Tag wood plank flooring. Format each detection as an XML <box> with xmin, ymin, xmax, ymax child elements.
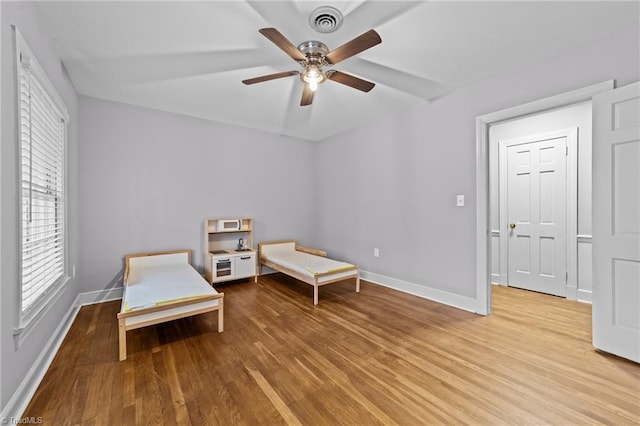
<box><xmin>24</xmin><ymin>274</ymin><xmax>639</xmax><ymax>425</ymax></box>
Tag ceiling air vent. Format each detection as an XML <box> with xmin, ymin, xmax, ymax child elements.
<box><xmin>309</xmin><ymin>6</ymin><xmax>343</xmax><ymax>33</ymax></box>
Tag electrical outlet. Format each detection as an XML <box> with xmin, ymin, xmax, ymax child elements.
<box><xmin>373</xmin><ymin>248</ymin><xmax>380</xmax><ymax>257</ymax></box>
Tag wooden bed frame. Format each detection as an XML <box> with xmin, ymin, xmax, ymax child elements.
<box><xmin>117</xmin><ymin>249</ymin><xmax>223</xmax><ymax>361</ymax></box>
<box><xmin>258</xmin><ymin>240</ymin><xmax>360</xmax><ymax>305</ymax></box>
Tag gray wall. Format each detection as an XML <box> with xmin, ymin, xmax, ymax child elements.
<box><xmin>77</xmin><ymin>97</ymin><xmax>316</xmax><ymax>294</ymax></box>
<box><xmin>1</xmin><ymin>2</ymin><xmax>80</xmax><ymax>409</ymax></box>
<box><xmin>315</xmin><ymin>25</ymin><xmax>640</xmax><ymax>299</ymax></box>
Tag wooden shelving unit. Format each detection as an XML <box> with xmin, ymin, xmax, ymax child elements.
<box><xmin>203</xmin><ymin>218</ymin><xmax>257</xmax><ymax>285</ymax></box>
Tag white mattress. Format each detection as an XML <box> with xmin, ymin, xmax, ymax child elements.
<box><xmin>262</xmin><ymin>243</ymin><xmax>357</xmax><ymax>283</ymax></box>
<box><xmin>123</xmin><ymin>262</ymin><xmax>218</xmax><ymax>312</ymax></box>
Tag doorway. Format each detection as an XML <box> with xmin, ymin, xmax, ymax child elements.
<box><xmin>490</xmin><ymin>103</ymin><xmax>589</xmax><ymax>300</ymax></box>
<box><xmin>474</xmin><ymin>80</ymin><xmax>614</xmax><ymax>315</ymax></box>
<box><xmin>490</xmin><ymin>104</ymin><xmax>588</xmax><ymax>302</ymax></box>
<box><xmin>476</xmin><ymin>80</ymin><xmax>640</xmax><ymax>362</ymax></box>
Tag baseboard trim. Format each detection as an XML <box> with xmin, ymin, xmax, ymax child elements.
<box><xmin>360</xmin><ymin>270</ymin><xmax>479</xmax><ymax>313</ymax></box>
<box><xmin>577</xmin><ymin>289</ymin><xmax>592</xmax><ymax>304</ymax></box>
<box><xmin>1</xmin><ymin>294</ymin><xmax>82</xmax><ymax>422</ymax></box>
<box><xmin>79</xmin><ymin>287</ymin><xmax>123</xmax><ymax>305</ymax></box>
<box><xmin>1</xmin><ymin>287</ymin><xmax>125</xmax><ymax>421</ymax></box>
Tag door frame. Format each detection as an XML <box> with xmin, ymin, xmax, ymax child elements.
<box><xmin>474</xmin><ymin>80</ymin><xmax>613</xmax><ymax>315</ymax></box>
<box><xmin>498</xmin><ymin>128</ymin><xmax>577</xmax><ymax>297</ymax></box>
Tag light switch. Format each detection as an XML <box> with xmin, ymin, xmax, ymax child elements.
<box><xmin>456</xmin><ymin>195</ymin><xmax>465</xmax><ymax>207</ymax></box>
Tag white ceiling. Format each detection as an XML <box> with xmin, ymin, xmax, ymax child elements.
<box><xmin>34</xmin><ymin>1</ymin><xmax>639</xmax><ymax>141</ymax></box>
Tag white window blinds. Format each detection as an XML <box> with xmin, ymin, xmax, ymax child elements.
<box><xmin>18</xmin><ymin>50</ymin><xmax>67</xmax><ymax>314</ymax></box>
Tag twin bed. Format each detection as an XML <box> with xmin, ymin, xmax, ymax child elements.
<box><xmin>117</xmin><ymin>250</ymin><xmax>223</xmax><ymax>361</ymax></box>
<box><xmin>117</xmin><ymin>242</ymin><xmax>357</xmax><ymax>360</ymax></box>
<box><xmin>258</xmin><ymin>240</ymin><xmax>360</xmax><ymax>305</ymax></box>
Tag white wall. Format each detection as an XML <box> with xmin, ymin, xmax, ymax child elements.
<box><xmin>77</xmin><ymin>97</ymin><xmax>316</xmax><ymax>294</ymax></box>
<box><xmin>315</xmin><ymin>25</ymin><xmax>640</xmax><ymax>301</ymax></box>
<box><xmin>1</xmin><ymin>1</ymin><xmax>80</xmax><ymax>412</ymax></box>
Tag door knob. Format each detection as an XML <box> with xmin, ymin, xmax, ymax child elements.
<box><xmin>509</xmin><ymin>223</ymin><xmax>516</xmax><ymax>229</ymax></box>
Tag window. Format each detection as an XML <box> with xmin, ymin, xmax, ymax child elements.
<box><xmin>15</xmin><ymin>28</ymin><xmax>69</xmax><ymax>327</ymax></box>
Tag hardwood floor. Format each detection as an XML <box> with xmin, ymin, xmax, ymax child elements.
<box><xmin>24</xmin><ymin>274</ymin><xmax>639</xmax><ymax>425</ymax></box>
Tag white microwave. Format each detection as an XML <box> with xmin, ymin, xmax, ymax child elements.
<box><xmin>218</xmin><ymin>219</ymin><xmax>241</xmax><ymax>231</ymax></box>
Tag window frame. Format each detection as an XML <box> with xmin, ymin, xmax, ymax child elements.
<box><xmin>13</xmin><ymin>27</ymin><xmax>71</xmax><ymax>343</ymax></box>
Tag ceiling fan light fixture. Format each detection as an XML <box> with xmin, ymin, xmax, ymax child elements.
<box><xmin>301</xmin><ymin>64</ymin><xmax>325</xmax><ymax>92</ymax></box>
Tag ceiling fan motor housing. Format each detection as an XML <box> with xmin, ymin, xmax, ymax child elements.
<box><xmin>297</xmin><ymin>40</ymin><xmax>329</xmax><ymax>62</ymax></box>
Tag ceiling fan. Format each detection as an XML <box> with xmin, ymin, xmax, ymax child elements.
<box><xmin>242</xmin><ymin>28</ymin><xmax>382</xmax><ymax>106</ymax></box>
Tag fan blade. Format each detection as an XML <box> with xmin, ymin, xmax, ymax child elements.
<box><xmin>282</xmin><ymin>76</ymin><xmax>312</xmax><ymax>130</ymax></box>
<box><xmin>300</xmin><ymin>85</ymin><xmax>314</xmax><ymax>106</ymax></box>
<box><xmin>259</xmin><ymin>28</ymin><xmax>307</xmax><ymax>63</ymax></box>
<box><xmin>327</xmin><ymin>71</ymin><xmax>375</xmax><ymax>92</ymax></box>
<box><xmin>242</xmin><ymin>71</ymin><xmax>299</xmax><ymax>85</ymax></box>
<box><xmin>325</xmin><ymin>30</ymin><xmax>382</xmax><ymax>65</ymax></box>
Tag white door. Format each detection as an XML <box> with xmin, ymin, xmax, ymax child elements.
<box><xmin>592</xmin><ymin>82</ymin><xmax>640</xmax><ymax>362</ymax></box>
<box><xmin>507</xmin><ymin>137</ymin><xmax>567</xmax><ymax>296</ymax></box>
